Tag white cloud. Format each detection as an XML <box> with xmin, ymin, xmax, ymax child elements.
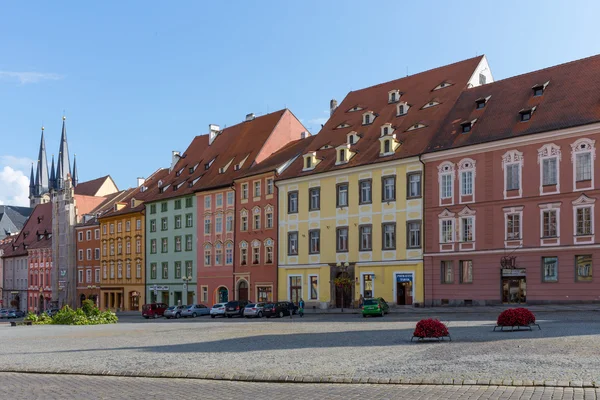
<box><xmin>0</xmin><ymin>71</ymin><xmax>63</xmax><ymax>84</ymax></box>
<box><xmin>0</xmin><ymin>156</ymin><xmax>33</xmax><ymax>207</ymax></box>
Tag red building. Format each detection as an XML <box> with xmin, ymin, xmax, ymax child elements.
<box><xmin>75</xmin><ymin>221</ymin><xmax>102</xmax><ymax>307</ymax></box>
<box><xmin>25</xmin><ymin>204</ymin><xmax>53</xmax><ymax>312</ymax></box>
<box><xmin>422</xmin><ymin>54</ymin><xmax>600</xmax><ymax>305</ymax></box>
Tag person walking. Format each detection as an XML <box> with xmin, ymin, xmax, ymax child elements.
<box><xmin>358</xmin><ymin>294</ymin><xmax>364</xmax><ymax>309</ymax></box>
<box><xmin>299</xmin><ymin>298</ymin><xmax>305</xmax><ymax>317</ymax></box>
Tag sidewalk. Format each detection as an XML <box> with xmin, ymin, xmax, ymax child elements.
<box><xmin>302</xmin><ymin>303</ymin><xmax>600</xmax><ymax>314</ymax></box>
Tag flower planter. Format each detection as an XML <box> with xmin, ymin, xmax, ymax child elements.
<box><xmin>411</xmin><ymin>318</ymin><xmax>451</xmax><ymax>342</ymax></box>
<box><xmin>493</xmin><ymin>307</ymin><xmax>541</xmax><ymax>331</ymax></box>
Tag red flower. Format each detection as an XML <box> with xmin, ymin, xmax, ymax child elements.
<box><xmin>497</xmin><ymin>308</ymin><xmax>536</xmax><ymax>326</ymax></box>
<box><xmin>413</xmin><ymin>319</ymin><xmax>449</xmax><ymax>338</ymax></box>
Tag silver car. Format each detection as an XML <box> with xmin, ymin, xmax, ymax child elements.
<box><xmin>0</xmin><ymin>309</ymin><xmax>8</xmax><ymax>319</ymax></box>
<box><xmin>181</xmin><ymin>304</ymin><xmax>210</xmax><ymax>318</ymax></box>
<box><xmin>210</xmin><ymin>303</ymin><xmax>226</xmax><ymax>318</ymax></box>
<box><xmin>244</xmin><ymin>302</ymin><xmax>267</xmax><ymax>318</ymax></box>
<box><xmin>164</xmin><ymin>305</ymin><xmax>187</xmax><ymax>319</ymax></box>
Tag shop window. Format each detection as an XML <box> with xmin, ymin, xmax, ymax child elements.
<box><xmin>459</xmin><ymin>260</ymin><xmax>473</xmax><ymax>283</ymax></box>
<box><xmin>441</xmin><ymin>261</ymin><xmax>453</xmax><ymax>283</ymax></box>
<box><xmin>542</xmin><ymin>257</ymin><xmax>558</xmax><ymax>282</ymax></box>
<box><xmin>575</xmin><ymin>255</ymin><xmax>592</xmax><ymax>282</ymax></box>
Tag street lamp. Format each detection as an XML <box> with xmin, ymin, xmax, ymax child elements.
<box><xmin>182</xmin><ymin>276</ymin><xmax>193</xmax><ymax>305</ymax></box>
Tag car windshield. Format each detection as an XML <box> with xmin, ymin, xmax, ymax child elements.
<box><xmin>212</xmin><ymin>304</ymin><xmax>223</xmax><ymax>308</ymax></box>
<box><xmin>364</xmin><ymin>299</ymin><xmax>378</xmax><ymax>305</ymax></box>
<box><xmin>167</xmin><ymin>307</ymin><xmax>176</xmax><ymax>310</ymax></box>
<box><xmin>245</xmin><ymin>304</ymin><xmax>255</xmax><ymax>308</ymax></box>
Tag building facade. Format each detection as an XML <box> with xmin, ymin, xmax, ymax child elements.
<box><xmin>422</xmin><ymin>54</ymin><xmax>600</xmax><ymax>305</ymax></box>
<box><xmin>75</xmin><ymin>222</ymin><xmax>101</xmax><ymax>308</ymax></box>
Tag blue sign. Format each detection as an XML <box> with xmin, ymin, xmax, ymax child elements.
<box><xmin>396</xmin><ymin>274</ymin><xmax>413</xmax><ymax>283</ymax></box>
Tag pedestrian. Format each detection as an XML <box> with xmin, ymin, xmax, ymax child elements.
<box><xmin>359</xmin><ymin>294</ymin><xmax>364</xmax><ymax>308</ymax></box>
<box><xmin>299</xmin><ymin>298</ymin><xmax>305</xmax><ymax>317</ymax></box>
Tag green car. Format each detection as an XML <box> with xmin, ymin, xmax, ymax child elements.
<box><xmin>362</xmin><ymin>298</ymin><xmax>390</xmax><ymax>317</ymax></box>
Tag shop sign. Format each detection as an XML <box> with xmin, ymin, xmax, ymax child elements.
<box><xmin>501</xmin><ymin>268</ymin><xmax>526</xmax><ymax>277</ymax></box>
<box><xmin>152</xmin><ymin>285</ymin><xmax>169</xmax><ymax>291</ymax></box>
<box><xmin>396</xmin><ymin>273</ymin><xmax>413</xmax><ymax>283</ymax></box>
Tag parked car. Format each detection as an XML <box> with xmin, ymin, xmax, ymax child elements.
<box><xmin>244</xmin><ymin>302</ymin><xmax>267</xmax><ymax>318</ymax></box>
<box><xmin>164</xmin><ymin>305</ymin><xmax>187</xmax><ymax>319</ymax></box>
<box><xmin>210</xmin><ymin>303</ymin><xmax>227</xmax><ymax>318</ymax></box>
<box><xmin>7</xmin><ymin>310</ymin><xmax>25</xmax><ymax>319</ymax></box>
<box><xmin>224</xmin><ymin>300</ymin><xmax>249</xmax><ymax>318</ymax></box>
<box><xmin>141</xmin><ymin>303</ymin><xmax>168</xmax><ymax>319</ymax></box>
<box><xmin>0</xmin><ymin>309</ymin><xmax>9</xmax><ymax>319</ymax></box>
<box><xmin>362</xmin><ymin>298</ymin><xmax>390</xmax><ymax>317</ymax></box>
<box><xmin>181</xmin><ymin>304</ymin><xmax>210</xmax><ymax>318</ymax></box>
<box><xmin>263</xmin><ymin>302</ymin><xmax>293</xmax><ymax>318</ymax></box>
<box><xmin>282</xmin><ymin>301</ymin><xmax>298</xmax><ymax>315</ymax></box>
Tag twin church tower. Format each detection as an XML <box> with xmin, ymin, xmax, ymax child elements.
<box><xmin>28</xmin><ymin>116</ymin><xmax>78</xmax><ymax>208</ymax></box>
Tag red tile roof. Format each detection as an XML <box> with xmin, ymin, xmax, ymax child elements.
<box><xmin>2</xmin><ymin>202</ymin><xmax>53</xmax><ymax>257</ymax></box>
<box><xmin>75</xmin><ymin>175</ymin><xmax>118</xmax><ymax>196</ymax></box>
<box><xmin>277</xmin><ymin>56</ymin><xmax>485</xmax><ymax>180</ymax></box>
<box><xmin>427</xmin><ymin>54</ymin><xmax>600</xmax><ymax>153</ymax></box>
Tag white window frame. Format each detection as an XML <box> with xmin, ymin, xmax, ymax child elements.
<box><xmin>571</xmin><ymin>138</ymin><xmax>596</xmax><ymax>191</ymax></box>
<box><xmin>307</xmin><ymin>274</ymin><xmax>319</xmax><ymax>301</ymax></box>
<box><xmin>502</xmin><ymin>150</ymin><xmax>524</xmax><ymax>199</ymax></box>
<box><xmin>359</xmin><ymin>272</ymin><xmax>375</xmax><ymax>298</ymax></box>
<box><xmin>539</xmin><ymin>202</ymin><xmax>561</xmax><ymax>246</ymax></box>
<box><xmin>503</xmin><ymin>206</ymin><xmax>524</xmax><ymax>248</ymax></box>
<box><xmin>438</xmin><ymin>209</ymin><xmax>456</xmax><ymax>251</ymax></box>
<box><xmin>287</xmin><ymin>274</ymin><xmax>303</xmax><ymax>302</ymax></box>
<box><xmin>538</xmin><ymin>143</ymin><xmax>561</xmax><ymax>195</ymax></box>
<box><xmin>458</xmin><ymin>158</ymin><xmax>476</xmax><ymax>202</ymax></box>
<box><xmin>572</xmin><ymin>194</ymin><xmax>595</xmax><ymax>244</ymax></box>
<box><xmin>438</xmin><ymin>162</ymin><xmax>455</xmax><ymax>205</ymax></box>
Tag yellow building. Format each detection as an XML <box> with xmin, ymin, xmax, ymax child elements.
<box><xmin>274</xmin><ymin>55</ymin><xmax>491</xmax><ymax>308</ymax></box>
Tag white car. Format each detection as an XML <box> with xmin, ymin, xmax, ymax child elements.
<box><xmin>210</xmin><ymin>303</ymin><xmax>226</xmax><ymax>318</ymax></box>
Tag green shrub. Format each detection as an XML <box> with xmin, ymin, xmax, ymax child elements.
<box><xmin>25</xmin><ymin>303</ymin><xmax>118</xmax><ymax>326</ymax></box>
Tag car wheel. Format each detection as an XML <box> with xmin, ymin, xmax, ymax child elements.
<box><xmin>211</xmin><ymin>315</ymin><xmax>215</xmax><ymax>319</ymax></box>
<box><xmin>192</xmin><ymin>312</ymin><xmax>197</xmax><ymax>318</ymax></box>
<box><xmin>258</xmin><ymin>311</ymin><xmax>263</xmax><ymax>318</ymax></box>
<box><xmin>278</xmin><ymin>311</ymin><xmax>284</xmax><ymax>318</ymax></box>
<box><xmin>143</xmin><ymin>316</ymin><xmax>149</xmax><ymax>319</ymax></box>
<box><xmin>362</xmin><ymin>314</ymin><xmax>366</xmax><ymax>318</ymax></box>
<box><xmin>176</xmin><ymin>313</ymin><xmax>181</xmax><ymax>319</ymax></box>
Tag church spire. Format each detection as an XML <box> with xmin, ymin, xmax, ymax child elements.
<box><xmin>72</xmin><ymin>154</ymin><xmax>78</xmax><ymax>187</ymax></box>
<box><xmin>56</xmin><ymin>116</ymin><xmax>71</xmax><ymax>190</ymax></box>
<box><xmin>29</xmin><ymin>163</ymin><xmax>35</xmax><ymax>198</ymax></box>
<box><xmin>49</xmin><ymin>154</ymin><xmax>56</xmax><ymax>191</ymax></box>
<box><xmin>35</xmin><ymin>126</ymin><xmax>49</xmax><ymax>196</ymax></box>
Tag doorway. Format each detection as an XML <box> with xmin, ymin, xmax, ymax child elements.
<box><xmin>80</xmin><ymin>294</ymin><xmax>86</xmax><ymax>307</ymax></box>
<box><xmin>39</xmin><ymin>294</ymin><xmax>44</xmax><ymax>312</ymax></box>
<box><xmin>502</xmin><ymin>278</ymin><xmax>526</xmax><ymax>303</ymax></box>
<box><xmin>396</xmin><ymin>283</ymin><xmax>406</xmax><ymax>305</ymax></box>
<box><xmin>238</xmin><ymin>280</ymin><xmax>248</xmax><ymax>301</ymax></box>
<box><xmin>218</xmin><ymin>287</ymin><xmax>228</xmax><ymax>303</ymax></box>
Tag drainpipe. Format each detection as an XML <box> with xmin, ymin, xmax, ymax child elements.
<box><xmin>418</xmin><ymin>154</ymin><xmax>428</xmax><ymax>308</ymax></box>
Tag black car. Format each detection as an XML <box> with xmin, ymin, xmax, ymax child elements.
<box><xmin>224</xmin><ymin>300</ymin><xmax>249</xmax><ymax>318</ymax></box>
<box><xmin>263</xmin><ymin>302</ymin><xmax>296</xmax><ymax>318</ymax></box>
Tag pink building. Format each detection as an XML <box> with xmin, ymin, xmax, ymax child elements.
<box><xmin>423</xmin><ymin>54</ymin><xmax>600</xmax><ymax>305</ymax></box>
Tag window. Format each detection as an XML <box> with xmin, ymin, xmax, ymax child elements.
<box><xmin>460</xmin><ymin>261</ymin><xmax>473</xmax><ymax>283</ymax></box>
<box><xmin>533</xmin><ymin>85</ymin><xmax>544</xmax><ymax>96</ymax></box>
<box><xmin>288</xmin><ymin>232</ymin><xmax>298</xmax><ymax>255</ymax></box>
<box><xmin>162</xmin><ymin>262</ymin><xmax>168</xmax><ymax>279</ymax></box>
<box><xmin>94</xmin><ymin>229</ymin><xmax>100</xmax><ymax>239</ymax></box>
<box><xmin>78</xmin><ymin>270</ymin><xmax>83</xmax><ymax>283</ymax></box>
<box><xmin>78</xmin><ymin>249</ymin><xmax>83</xmax><ymax>261</ymax></box>
<box><xmin>225</xmin><ymin>243</ymin><xmax>233</xmax><ymax>264</ymax></box>
<box><xmin>407</xmin><ymin>221</ymin><xmax>421</xmax><ymax>248</ymax></box>
<box><xmin>161</xmin><ymin>202</ymin><xmax>167</xmax><ymax>212</ymax></box>
<box><xmin>215</xmin><ymin>243</ymin><xmax>223</xmax><ymax>265</ymax></box>
<box><xmin>125</xmin><ymin>262</ymin><xmax>131</xmax><ymax>279</ymax></box>
<box><xmin>150</xmin><ymin>219</ymin><xmax>156</xmax><ymax>232</ymax></box>
<box><xmin>103</xmin><ymin>265</ymin><xmax>108</xmax><ymax>280</ymax></box>
<box><xmin>359</xmin><ymin>225</ymin><xmax>372</xmax><ymax>251</ymax></box>
<box><xmin>185</xmin><ymin>234</ymin><xmax>193</xmax><ymax>251</ymax></box>
<box><xmin>506</xmin><ymin>164</ymin><xmax>520</xmax><ymax>190</ymax></box>
<box><xmin>461</xmin><ymin>171</ymin><xmax>473</xmax><ymax>195</ymax></box>
<box><xmin>95</xmin><ymin>248</ymin><xmax>100</xmax><ymax>260</ymax></box>
<box><xmin>288</xmin><ymin>191</ymin><xmax>298</xmax><ymax>213</ymax></box>
<box><xmin>575</xmin><ymin>255</ymin><xmax>592</xmax><ymax>282</ymax></box>
<box><xmin>110</xmin><ymin>263</ymin><xmax>115</xmax><ymax>279</ymax></box>
<box><xmin>240</xmin><ymin>246</ymin><xmax>248</xmax><ymax>265</ymax></box>
<box><xmin>336</xmin><ymin>183</ymin><xmax>348</xmax><ymax>207</ymax></box>
<box><xmin>173</xmin><ymin>199</ymin><xmax>181</xmax><ymax>210</ymax></box>
<box><xmin>252</xmin><ymin>246</ymin><xmax>260</xmax><ymax>264</ymax></box>
<box><xmin>126</xmin><ymin>241</ymin><xmax>131</xmax><ymax>255</ymax></box>
<box><xmin>204</xmin><ymin>217</ymin><xmax>211</xmax><ymax>235</ymax></box>
<box><xmin>175</xmin><ymin>236</ymin><xmax>182</xmax><ymax>252</ymax></box>
<box><xmin>576</xmin><ymin>207</ymin><xmax>592</xmax><ymax>235</ymax></box>
<box><xmin>441</xmin><ymin>174</ymin><xmax>452</xmax><ymax>198</ymax></box>
<box><xmin>202</xmin><ymin>286</ymin><xmax>208</xmax><ymax>302</ymax></box>
<box><xmin>86</xmin><ymin>249</ymin><xmax>92</xmax><ymax>260</ymax></box>
<box><xmin>441</xmin><ymin>220</ymin><xmax>454</xmax><ymax>243</ymax></box>
<box><xmin>441</xmin><ymin>261</ymin><xmax>453</xmax><ymax>283</ymax></box>
<box><xmin>359</xmin><ymin>180</ymin><xmax>372</xmax><ymax>204</ymax></box>
<box><xmin>382</xmin><ymin>223</ymin><xmax>396</xmax><ymax>250</ymax></box>
<box><xmin>161</xmin><ymin>238</ymin><xmax>168</xmax><ymax>253</ymax></box>
<box><xmin>265</xmin><ymin>245</ymin><xmax>273</xmax><ymax>264</ymax></box>
<box><xmin>461</xmin><ymin>217</ymin><xmax>474</xmax><ymax>242</ymax></box>
<box><xmin>136</xmin><ymin>262</ymin><xmax>141</xmax><ymax>279</ymax></box>
<box><xmin>185</xmin><ymin>197</ymin><xmax>193</xmax><ymax>208</ymax></box>
<box><xmin>543</xmin><ymin>210</ymin><xmax>557</xmax><ymax>237</ymax></box>
<box><xmin>186</xmin><ymin>214</ymin><xmax>193</xmax><ymax>228</ymax></box>
<box><xmin>309</xmin><ymin>187</ymin><xmax>320</xmax><ymax>210</ymax></box>
<box><xmin>542</xmin><ymin>158</ymin><xmax>557</xmax><ymax>185</ymax></box>
<box><xmin>241</xmin><ymin>214</ymin><xmax>248</xmax><ymax>231</ymax></box>
<box><xmin>150</xmin><ymin>263</ymin><xmax>157</xmax><ymax>279</ymax></box>
<box><xmin>476</xmin><ymin>99</ymin><xmax>486</xmax><ymax>109</ymax></box>
<box><xmin>266</xmin><ymin>210</ymin><xmax>273</xmax><ymax>229</ymax></box>
<box><xmin>407</xmin><ymin>172</ymin><xmax>421</xmax><ymax>198</ymax></box>
<box><xmin>174</xmin><ymin>262</ymin><xmax>181</xmax><ymax>279</ymax></box>
<box><xmin>110</xmin><ymin>224</ymin><xmax>115</xmax><ymax>234</ymax></box>
<box><xmin>227</xmin><ymin>191</ymin><xmax>234</xmax><ymax>206</ymax></box>
<box><xmin>95</xmin><ymin>269</ymin><xmax>100</xmax><ymax>283</ymax></box>
<box><xmin>576</xmin><ymin>152</ymin><xmax>592</xmax><ymax>182</ymax></box>
<box><xmin>150</xmin><ymin>204</ymin><xmax>156</xmax><ymax>214</ymax></box>
<box><xmin>309</xmin><ymin>230</ymin><xmax>320</xmax><ymax>254</ymax></box>
<box><xmin>136</xmin><ymin>240</ymin><xmax>141</xmax><ymax>254</ymax></box>
<box><xmin>542</xmin><ymin>257</ymin><xmax>558</xmax><ymax>282</ymax></box>
<box><xmin>382</xmin><ymin>176</ymin><xmax>396</xmax><ymax>202</ymax></box>
<box><xmin>383</xmin><ymin>139</ymin><xmax>391</xmax><ymax>154</ymax></box>
<box><xmin>204</xmin><ymin>245</ymin><xmax>212</xmax><ymax>266</ymax></box>
<box><xmin>339</xmin><ymin>149</ymin><xmax>346</xmax><ymax>162</ymax></box>
<box><xmin>266</xmin><ymin>178</ymin><xmax>274</xmax><ymax>195</ymax></box>
<box><xmin>254</xmin><ymin>181</ymin><xmax>261</xmax><ymax>197</ymax></box>
<box><xmin>102</xmin><ymin>225</ymin><xmax>107</xmax><ymax>235</ymax></box>
<box><xmin>204</xmin><ymin>196</ymin><xmax>211</xmax><ymax>209</ymax></box>
<box><xmin>289</xmin><ymin>276</ymin><xmax>302</xmax><ymax>304</ymax></box>
<box><xmin>363</xmin><ymin>114</ymin><xmax>370</xmax><ymax>125</ymax></box>
<box><xmin>216</xmin><ymin>194</ymin><xmax>223</xmax><ymax>207</ymax></box>
<box><xmin>150</xmin><ymin>239</ymin><xmax>157</xmax><ymax>254</ymax></box>
<box><xmin>241</xmin><ymin>183</ymin><xmax>249</xmax><ymax>200</ymax></box>
<box><xmin>125</xmin><ymin>221</ymin><xmax>131</xmax><ymax>232</ymax></box>
<box><xmin>86</xmin><ymin>269</ymin><xmax>92</xmax><ymax>283</ymax></box>
<box><xmin>337</xmin><ymin>227</ymin><xmax>348</xmax><ymax>252</ymax></box>
<box><xmin>103</xmin><ymin>244</ymin><xmax>107</xmax><ymax>257</ymax></box>
<box><xmin>161</xmin><ymin>217</ymin><xmax>168</xmax><ymax>231</ymax></box>
<box><xmin>461</xmin><ymin>123</ymin><xmax>471</xmax><ymax>133</ymax></box>
<box><xmin>506</xmin><ymin>214</ymin><xmax>521</xmax><ymax>240</ymax></box>
<box><xmin>520</xmin><ymin>110</ymin><xmax>531</xmax><ymax>122</ymax></box>
<box><xmin>253</xmin><ymin>214</ymin><xmax>260</xmax><ymax>230</ymax></box>
<box><xmin>86</xmin><ymin>230</ymin><xmax>91</xmax><ymax>240</ymax></box>
<box><xmin>226</xmin><ymin>214</ymin><xmax>233</xmax><ymax>232</ymax></box>
<box><xmin>310</xmin><ymin>276</ymin><xmax>318</xmax><ymax>300</ymax></box>
<box><xmin>78</xmin><ymin>232</ymin><xmax>83</xmax><ymax>242</ymax></box>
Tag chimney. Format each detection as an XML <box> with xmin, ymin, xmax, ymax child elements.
<box><xmin>330</xmin><ymin>99</ymin><xmax>338</xmax><ymax>116</ymax></box>
<box><xmin>209</xmin><ymin>124</ymin><xmax>220</xmax><ymax>145</ymax></box>
<box><xmin>170</xmin><ymin>151</ymin><xmax>181</xmax><ymax>172</ymax></box>
<box><xmin>301</xmin><ymin>131</ymin><xmax>308</xmax><ymax>139</ymax></box>
<box><xmin>137</xmin><ymin>177</ymin><xmax>145</xmax><ymax>187</ymax></box>
<box><xmin>245</xmin><ymin>113</ymin><xmax>255</xmax><ymax>121</ymax></box>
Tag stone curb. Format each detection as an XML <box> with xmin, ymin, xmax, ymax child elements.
<box><xmin>0</xmin><ymin>368</ymin><xmax>597</xmax><ymax>388</ymax></box>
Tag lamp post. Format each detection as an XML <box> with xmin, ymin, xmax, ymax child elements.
<box><xmin>182</xmin><ymin>276</ymin><xmax>193</xmax><ymax>305</ymax></box>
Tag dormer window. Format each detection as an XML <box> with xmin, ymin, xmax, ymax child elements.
<box><xmin>336</xmin><ymin>122</ymin><xmax>351</xmax><ymax>129</ymax></box>
<box><xmin>347</xmin><ymin>105</ymin><xmax>364</xmax><ymax>113</ymax></box>
<box><xmin>380</xmin><ymin>123</ymin><xmax>393</xmax><ymax>137</ymax></box>
<box><xmin>519</xmin><ymin>107</ymin><xmax>536</xmax><ymax>122</ymax></box>
<box><xmin>475</xmin><ymin>99</ymin><xmax>487</xmax><ymax>109</ymax></box>
<box><xmin>189</xmin><ymin>163</ymin><xmax>199</xmax><ymax>174</ymax></box>
<box><xmin>303</xmin><ymin>152</ymin><xmax>320</xmax><ymax>171</ymax></box>
<box><xmin>349</xmin><ymin>135</ymin><xmax>354</xmax><ymax>145</ymax></box>
<box><xmin>379</xmin><ymin>135</ymin><xmax>400</xmax><ymax>156</ymax></box>
<box><xmin>335</xmin><ymin>145</ymin><xmax>354</xmax><ymax>165</ymax></box>
<box><xmin>306</xmin><ymin>157</ymin><xmax>312</xmax><ymax>168</ymax></box>
<box><xmin>339</xmin><ymin>149</ymin><xmax>346</xmax><ymax>162</ymax></box>
<box><xmin>189</xmin><ymin>176</ymin><xmax>201</xmax><ymax>187</ymax></box>
<box><xmin>433</xmin><ymin>81</ymin><xmax>452</xmax><ymax>91</ymax></box>
<box><xmin>362</xmin><ymin>111</ymin><xmax>375</xmax><ymax>125</ymax></box>
<box><xmin>204</xmin><ymin>158</ymin><xmax>215</xmax><ymax>170</ymax></box>
<box><xmin>388</xmin><ymin>89</ymin><xmax>401</xmax><ymax>103</ymax></box>
<box><xmin>396</xmin><ymin>102</ymin><xmax>409</xmax><ymax>116</ymax></box>
<box><xmin>422</xmin><ymin>100</ymin><xmax>440</xmax><ymax>109</ymax></box>
<box><xmin>407</xmin><ymin>123</ymin><xmax>427</xmax><ymax>132</ymax></box>
<box><xmin>347</xmin><ymin>132</ymin><xmax>359</xmax><ymax>145</ymax></box>
<box><xmin>532</xmin><ymin>81</ymin><xmax>549</xmax><ymax>96</ymax></box>
<box><xmin>461</xmin><ymin>122</ymin><xmax>472</xmax><ymax>133</ymax></box>
<box><xmin>234</xmin><ymin>155</ymin><xmax>249</xmax><ymax>171</ymax></box>
<box><xmin>384</xmin><ymin>140</ymin><xmax>391</xmax><ymax>153</ymax></box>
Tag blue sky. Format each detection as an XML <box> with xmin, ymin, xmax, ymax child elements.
<box><xmin>1</xmin><ymin>1</ymin><xmax>600</xmax><ymax>206</ymax></box>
